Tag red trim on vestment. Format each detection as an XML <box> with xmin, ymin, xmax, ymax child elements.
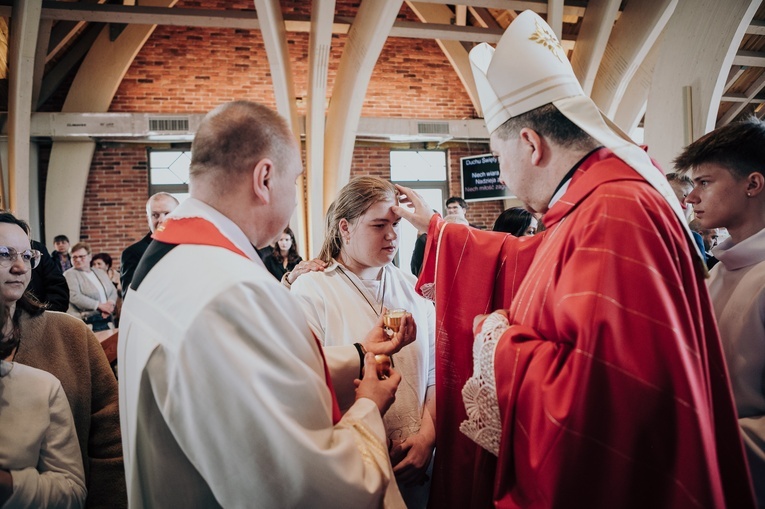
<box><xmin>312</xmin><ymin>332</ymin><xmax>342</xmax><ymax>424</ymax></box>
<box><xmin>153</xmin><ymin>217</ymin><xmax>249</xmax><ymax>257</ymax></box>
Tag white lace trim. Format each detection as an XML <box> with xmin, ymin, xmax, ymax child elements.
<box><xmin>459</xmin><ymin>312</ymin><xmax>509</xmax><ymax>456</ymax></box>
<box><xmin>420</xmin><ymin>282</ymin><xmax>436</xmax><ymax>301</ymax></box>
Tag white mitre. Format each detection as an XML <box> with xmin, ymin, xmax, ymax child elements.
<box><xmin>469</xmin><ymin>10</ymin><xmax>703</xmax><ymax>263</ymax></box>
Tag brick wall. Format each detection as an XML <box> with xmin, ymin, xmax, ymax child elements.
<box><xmin>350</xmin><ymin>145</ymin><xmax>393</xmax><ymax>180</ymax></box>
<box><xmin>79</xmin><ymin>145</ymin><xmax>150</xmax><ymax>270</ymax></box>
<box><xmin>110</xmin><ymin>3</ymin><xmax>473</xmax><ymax>118</ymax></box>
<box><xmin>67</xmin><ymin>0</ymin><xmax>486</xmax><ymax>262</ymax></box>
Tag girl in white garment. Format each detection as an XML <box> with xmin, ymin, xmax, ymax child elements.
<box><xmin>291</xmin><ymin>177</ymin><xmax>436</xmax><ymax>508</ymax></box>
<box><xmin>0</xmin><ymin>226</ymin><xmax>86</xmax><ymax>508</ymax></box>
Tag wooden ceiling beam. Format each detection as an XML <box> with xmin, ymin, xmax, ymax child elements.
<box><xmin>644</xmin><ymin>0</ymin><xmax>759</xmax><ymax>168</ymax></box>
<box><xmin>613</xmin><ymin>38</ymin><xmax>662</xmax><ymax>136</ymax></box>
<box><xmin>721</xmin><ymin>92</ymin><xmax>765</xmax><ymax>102</ymax></box>
<box><xmin>45</xmin><ymin>0</ymin><xmax>105</xmax><ymax>63</ymax></box>
<box><xmin>415</xmin><ymin>0</ymin><xmax>586</xmax><ymax>17</ymax></box>
<box><xmin>47</xmin><ymin>21</ymin><xmax>85</xmax><ymax>61</ymax></box>
<box><xmin>455</xmin><ymin>5</ymin><xmax>467</xmax><ymax>25</ymax></box>
<box><xmin>724</xmin><ymin>65</ymin><xmax>747</xmax><ymax>92</ymax></box>
<box><xmin>570</xmin><ymin>0</ymin><xmax>620</xmax><ymax>95</ymax></box>
<box><xmin>745</xmin><ymin>19</ymin><xmax>765</xmax><ymax>35</ymax></box>
<box><xmin>31</xmin><ymin>17</ymin><xmax>50</xmax><ymax>107</ymax></box>
<box><xmin>718</xmin><ymin>70</ymin><xmax>765</xmax><ymax>125</ymax></box>
<box><xmin>304</xmin><ymin>0</ymin><xmax>336</xmax><ymax>256</ymax></box>
<box><xmin>0</xmin><ymin>2</ymin><xmax>587</xmax><ymax>47</ymax></box>
<box><xmin>0</xmin><ymin>2</ymin><xmax>512</xmax><ymax>43</ymax></box>
<box><xmin>253</xmin><ymin>0</ymin><xmax>306</xmax><ymax>255</ymax></box>
<box><xmin>388</xmin><ymin>20</ymin><xmax>504</xmax><ymax>42</ymax></box>
<box><xmin>547</xmin><ymin>0</ymin><xmax>564</xmax><ymax>39</ymax></box>
<box><xmin>407</xmin><ymin>1</ymin><xmax>482</xmax><ymax>115</ymax></box>
<box><xmin>36</xmin><ymin>23</ymin><xmax>102</xmax><ymax>109</ymax></box>
<box><xmin>733</xmin><ymin>50</ymin><xmax>765</xmax><ymax>66</ymax></box>
<box><xmin>468</xmin><ymin>6</ymin><xmax>503</xmax><ymax>29</ymax></box>
<box><xmin>44</xmin><ymin>0</ymin><xmax>177</xmax><ymax>249</ymax></box>
<box><xmin>7</xmin><ymin>0</ymin><xmax>41</xmax><ymax>216</ymax></box>
<box><xmin>590</xmin><ymin>0</ymin><xmax>677</xmax><ymax>117</ymax></box>
<box><xmin>253</xmin><ymin>0</ymin><xmax>299</xmax><ymax>134</ymax></box>
<box><xmin>323</xmin><ymin>0</ymin><xmax>402</xmax><ymax>204</ymax></box>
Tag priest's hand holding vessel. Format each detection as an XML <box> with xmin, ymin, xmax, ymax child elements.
<box><xmin>355</xmin><ymin>353</ymin><xmax>401</xmax><ymax>416</ymax></box>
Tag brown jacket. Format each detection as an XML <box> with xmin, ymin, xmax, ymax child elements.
<box><xmin>15</xmin><ymin>310</ymin><xmax>127</xmax><ymax>509</ymax></box>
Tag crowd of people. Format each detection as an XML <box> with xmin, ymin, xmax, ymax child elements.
<box><xmin>0</xmin><ymin>9</ymin><xmax>762</xmax><ymax>509</ymax></box>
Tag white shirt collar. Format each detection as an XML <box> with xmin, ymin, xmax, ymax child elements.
<box><xmin>548</xmin><ymin>178</ymin><xmax>573</xmax><ymax>209</ymax></box>
<box><xmin>713</xmin><ymin>227</ymin><xmax>765</xmax><ymax>271</ymax></box>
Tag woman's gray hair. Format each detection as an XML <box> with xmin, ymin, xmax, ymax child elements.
<box><xmin>318</xmin><ymin>177</ymin><xmax>397</xmax><ymax>263</ymax></box>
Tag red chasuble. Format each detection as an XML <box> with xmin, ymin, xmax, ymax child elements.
<box><xmin>419</xmin><ymin>149</ymin><xmax>755</xmax><ymax>508</ymax></box>
<box><xmin>154</xmin><ymin>217</ymin><xmax>343</xmax><ymax>425</ymax></box>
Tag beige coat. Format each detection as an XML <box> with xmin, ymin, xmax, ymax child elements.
<box><xmin>64</xmin><ymin>267</ymin><xmax>118</xmax><ymax>317</ymax></box>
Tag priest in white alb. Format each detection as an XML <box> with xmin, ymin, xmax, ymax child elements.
<box><xmin>118</xmin><ymin>101</ymin><xmax>414</xmax><ymax>508</ymax></box>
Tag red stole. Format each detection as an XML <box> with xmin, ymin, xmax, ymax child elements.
<box><xmin>154</xmin><ymin>217</ymin><xmax>343</xmax><ymax>425</ymax></box>
<box><xmin>417</xmin><ymin>218</ymin><xmax>543</xmax><ymax>509</ymax></box>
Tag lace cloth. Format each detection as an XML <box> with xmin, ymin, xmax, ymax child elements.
<box><xmin>459</xmin><ymin>312</ymin><xmax>509</xmax><ymax>456</ymax></box>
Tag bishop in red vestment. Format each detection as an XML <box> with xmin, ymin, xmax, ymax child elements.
<box><xmin>393</xmin><ymin>10</ymin><xmax>756</xmax><ymax>509</ymax></box>
<box><xmin>409</xmin><ymin>149</ymin><xmax>754</xmax><ymax>509</ymax></box>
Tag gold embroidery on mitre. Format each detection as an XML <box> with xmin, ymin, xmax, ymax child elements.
<box><xmin>529</xmin><ymin>19</ymin><xmax>565</xmax><ymax>62</ymax></box>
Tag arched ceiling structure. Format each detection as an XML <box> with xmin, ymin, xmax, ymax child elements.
<box><xmin>0</xmin><ymin>0</ymin><xmax>764</xmax><ymax>249</ymax></box>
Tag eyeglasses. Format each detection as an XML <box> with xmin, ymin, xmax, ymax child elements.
<box><xmin>0</xmin><ymin>247</ymin><xmax>41</xmax><ymax>269</ymax></box>
<box><xmin>71</xmin><ymin>254</ymin><xmax>89</xmax><ymax>260</ymax></box>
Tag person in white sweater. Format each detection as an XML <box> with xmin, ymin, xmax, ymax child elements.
<box><xmin>678</xmin><ymin>117</ymin><xmax>765</xmax><ymax>507</ymax></box>
<box><xmin>0</xmin><ymin>361</ymin><xmax>86</xmax><ymax>509</ymax></box>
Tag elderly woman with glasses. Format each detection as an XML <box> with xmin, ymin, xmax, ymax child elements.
<box><xmin>0</xmin><ymin>212</ymin><xmax>126</xmax><ymax>508</ymax></box>
<box><xmin>64</xmin><ymin>243</ymin><xmax>118</xmax><ymax>332</ymax></box>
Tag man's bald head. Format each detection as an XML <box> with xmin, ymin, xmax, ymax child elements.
<box><xmin>146</xmin><ymin>192</ymin><xmax>179</xmax><ymax>233</ymax></box>
<box><xmin>189</xmin><ymin>101</ymin><xmax>297</xmax><ymax>194</ymax></box>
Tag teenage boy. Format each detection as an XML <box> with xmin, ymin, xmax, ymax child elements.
<box><xmin>677</xmin><ymin>117</ymin><xmax>765</xmax><ymax>508</ymax></box>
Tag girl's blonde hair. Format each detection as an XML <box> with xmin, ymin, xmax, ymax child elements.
<box><xmin>318</xmin><ymin>177</ymin><xmax>397</xmax><ymax>263</ymax></box>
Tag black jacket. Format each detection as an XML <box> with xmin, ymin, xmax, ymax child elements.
<box><xmin>120</xmin><ymin>233</ymin><xmax>152</xmax><ymax>295</ymax></box>
<box><xmin>28</xmin><ymin>240</ymin><xmax>69</xmax><ymax>312</ymax></box>
<box><xmin>263</xmin><ymin>254</ymin><xmax>301</xmax><ymax>281</ymax></box>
